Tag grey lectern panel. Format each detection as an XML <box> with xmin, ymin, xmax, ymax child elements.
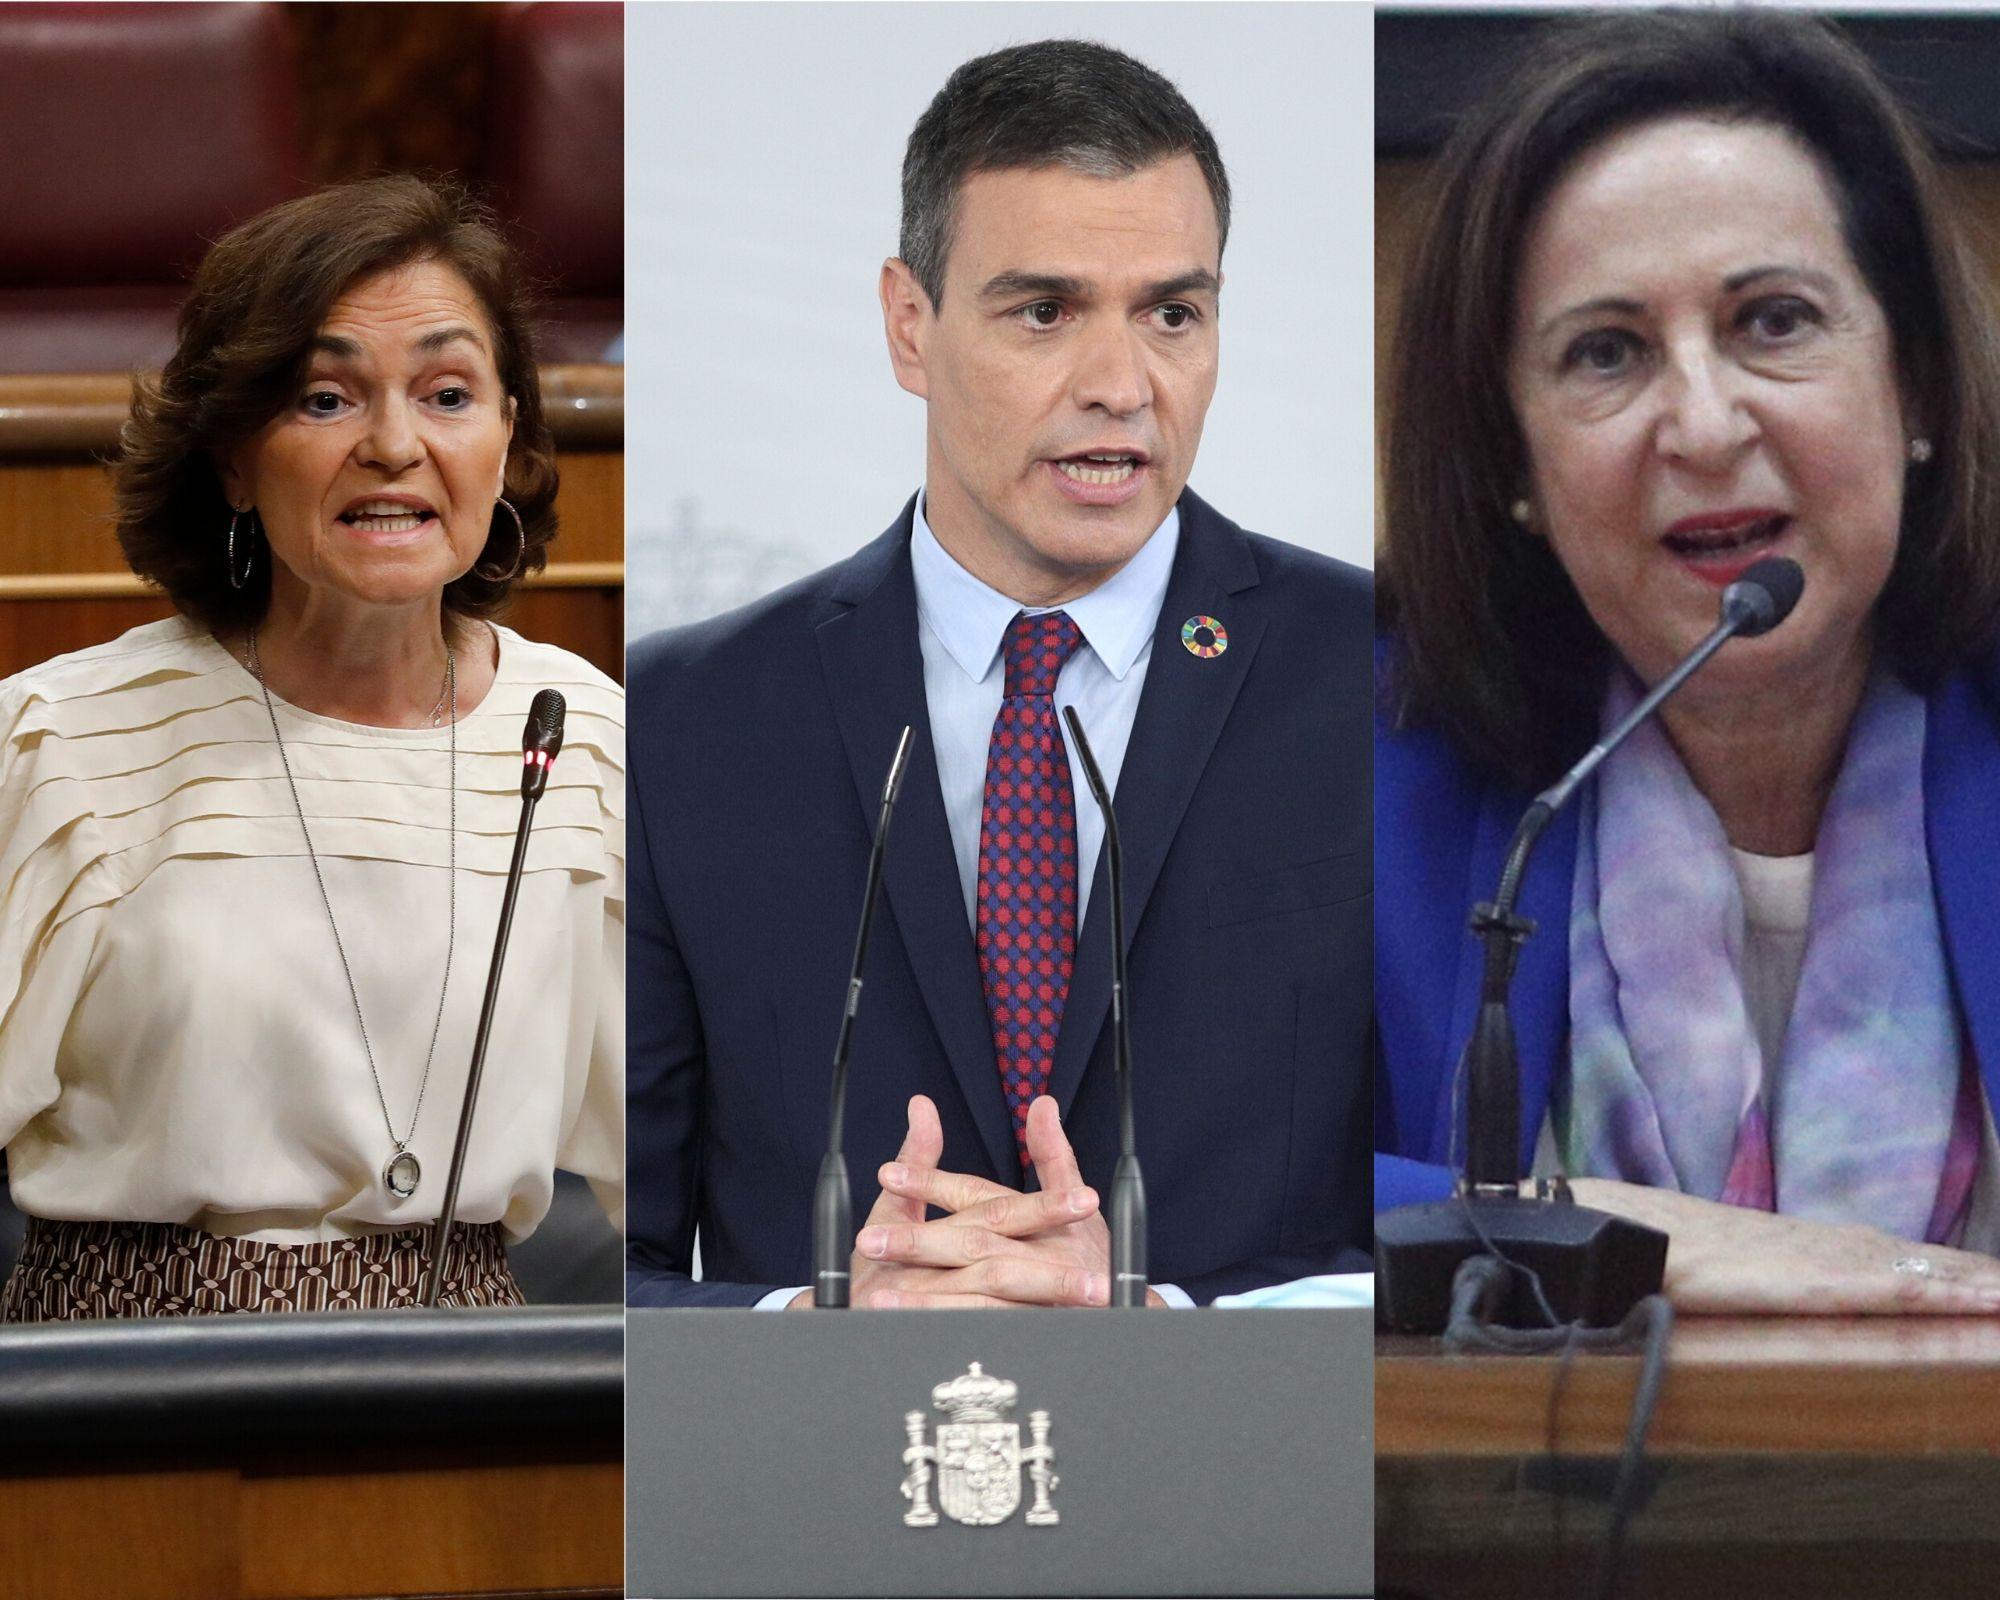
<box><xmin>627</xmin><ymin>1306</ymin><xmax>1372</xmax><ymax>1598</ymax></box>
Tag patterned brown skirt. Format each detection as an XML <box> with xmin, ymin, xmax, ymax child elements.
<box><xmin>0</xmin><ymin>1217</ymin><xmax>525</xmax><ymax>1322</ymax></box>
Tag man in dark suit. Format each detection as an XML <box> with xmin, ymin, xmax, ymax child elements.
<box><xmin>627</xmin><ymin>39</ymin><xmax>1370</xmax><ymax>1308</ymax></box>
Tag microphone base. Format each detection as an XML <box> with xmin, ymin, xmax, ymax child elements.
<box><xmin>811</xmin><ymin>1153</ymin><xmax>852</xmax><ymax>1310</ymax></box>
<box><xmin>1375</xmin><ymin>1193</ymin><xmax>1666</xmax><ymax>1334</ymax></box>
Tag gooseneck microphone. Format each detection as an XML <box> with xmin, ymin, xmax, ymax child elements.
<box><xmin>1377</xmin><ymin>557</ymin><xmax>1803</xmax><ymax>1332</ymax></box>
<box><xmin>1463</xmin><ymin>557</ymin><xmax>1803</xmax><ymax>1192</ymax></box>
<box><xmin>813</xmin><ymin>725</ymin><xmax>916</xmax><ymax>1309</ymax></box>
<box><xmin>424</xmin><ymin>690</ymin><xmax>567</xmax><ymax>1309</ymax></box>
<box><xmin>1062</xmin><ymin>705</ymin><xmax>1147</xmax><ymax>1308</ymax></box>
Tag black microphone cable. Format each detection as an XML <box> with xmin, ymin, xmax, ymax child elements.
<box><xmin>1410</xmin><ymin>563</ymin><xmax>1802</xmax><ymax>1593</ymax></box>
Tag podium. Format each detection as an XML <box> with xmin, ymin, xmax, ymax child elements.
<box><xmin>0</xmin><ymin>1306</ymin><xmax>622</xmax><ymax>1600</ymax></box>
<box><xmin>626</xmin><ymin>1306</ymin><xmax>1374</xmax><ymax>1598</ymax></box>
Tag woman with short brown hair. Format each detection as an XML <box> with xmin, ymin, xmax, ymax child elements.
<box><xmin>0</xmin><ymin>176</ymin><xmax>623</xmax><ymax>1321</ymax></box>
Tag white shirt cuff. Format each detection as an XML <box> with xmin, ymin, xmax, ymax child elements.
<box><xmin>758</xmin><ymin>1283</ymin><xmax>1193</xmax><ymax>1309</ymax></box>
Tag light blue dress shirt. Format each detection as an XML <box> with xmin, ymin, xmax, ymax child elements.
<box><xmin>912</xmin><ymin>492</ymin><xmax>1180</xmax><ymax>929</ymax></box>
<box><xmin>757</xmin><ymin>493</ymin><xmax>1191</xmax><ymax>1310</ymax></box>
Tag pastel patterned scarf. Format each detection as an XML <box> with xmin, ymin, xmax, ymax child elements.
<box><xmin>1562</xmin><ymin>671</ymin><xmax>1979</xmax><ymax>1244</ymax></box>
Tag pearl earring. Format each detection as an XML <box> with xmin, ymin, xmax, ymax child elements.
<box><xmin>1509</xmin><ymin>499</ymin><xmax>1533</xmax><ymax>527</ymax></box>
<box><xmin>1909</xmin><ymin>437</ymin><xmax>1934</xmax><ymax>464</ymax></box>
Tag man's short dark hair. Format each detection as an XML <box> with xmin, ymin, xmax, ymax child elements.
<box><xmin>900</xmin><ymin>39</ymin><xmax>1230</xmax><ymax>307</ymax></box>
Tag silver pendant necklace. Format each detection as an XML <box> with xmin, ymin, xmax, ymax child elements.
<box><xmin>248</xmin><ymin>629</ymin><xmax>457</xmax><ymax>1200</ymax></box>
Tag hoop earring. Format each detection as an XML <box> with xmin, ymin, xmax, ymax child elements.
<box><xmin>227</xmin><ymin>508</ymin><xmax>257</xmax><ymax>590</ymax></box>
<box><xmin>475</xmin><ymin>498</ymin><xmax>526</xmax><ymax>582</ymax></box>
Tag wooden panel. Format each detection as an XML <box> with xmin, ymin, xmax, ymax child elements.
<box><xmin>500</xmin><ymin>587</ymin><xmax>625</xmax><ymax>686</ymax></box>
<box><xmin>0</xmin><ymin>1460</ymin><xmax>619</xmax><ymax>1600</ymax></box>
<box><xmin>1381</xmin><ymin>1534</ymin><xmax>1999</xmax><ymax>1600</ymax></box>
<box><xmin>0</xmin><ymin>1470</ymin><xmax>240</xmax><ymax>1600</ymax></box>
<box><xmin>0</xmin><ymin>459</ymin><xmax>123</xmax><ymax>575</ymax></box>
<box><xmin>547</xmin><ymin>451</ymin><xmax>622</xmax><ymax>565</ymax></box>
<box><xmin>0</xmin><ymin>366</ymin><xmax>622</xmax><ymax>460</ymax></box>
<box><xmin>1379</xmin><ymin>1320</ymin><xmax>2000</xmax><ymax>1599</ymax></box>
<box><xmin>0</xmin><ymin>595</ymin><xmax>176</xmax><ymax>675</ymax></box>
<box><xmin>0</xmin><ymin>366</ymin><xmax>624</xmax><ymax>680</ymax></box>
<box><xmin>1378</xmin><ymin>1316</ymin><xmax>2000</xmax><ymax>1458</ymax></box>
<box><xmin>240</xmin><ymin>1460</ymin><xmax>623</xmax><ymax>1600</ymax></box>
<box><xmin>0</xmin><ymin>449</ymin><xmax>617</xmax><ymax>581</ymax></box>
<box><xmin>0</xmin><ymin>373</ymin><xmax>130</xmax><ymax>453</ymax></box>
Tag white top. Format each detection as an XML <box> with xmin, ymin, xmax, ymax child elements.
<box><xmin>1727</xmin><ymin>847</ymin><xmax>2000</xmax><ymax>1253</ymax></box>
<box><xmin>0</xmin><ymin>617</ymin><xmax>624</xmax><ymax>1244</ymax></box>
<box><xmin>1731</xmin><ymin>847</ymin><xmax>1814</xmax><ymax>1072</ymax></box>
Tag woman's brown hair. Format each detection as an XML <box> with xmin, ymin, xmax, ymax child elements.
<box><xmin>1381</xmin><ymin>9</ymin><xmax>2000</xmax><ymax>787</ymax></box>
<box><xmin>115</xmin><ymin>174</ymin><xmax>558</xmax><ymax>635</ymax></box>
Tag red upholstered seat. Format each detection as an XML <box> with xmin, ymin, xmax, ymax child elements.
<box><xmin>485</xmin><ymin>2</ymin><xmax>624</xmax><ymax>363</ymax></box>
<box><xmin>0</xmin><ymin>2</ymin><xmax>305</xmax><ymax>374</ymax></box>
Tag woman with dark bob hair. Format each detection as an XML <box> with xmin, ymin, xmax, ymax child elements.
<box><xmin>0</xmin><ymin>176</ymin><xmax>623</xmax><ymax>1320</ymax></box>
<box><xmin>1377</xmin><ymin>10</ymin><xmax>2000</xmax><ymax>1311</ymax></box>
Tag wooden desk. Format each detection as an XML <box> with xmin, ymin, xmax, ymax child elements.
<box><xmin>0</xmin><ymin>1307</ymin><xmax>623</xmax><ymax>1600</ymax></box>
<box><xmin>0</xmin><ymin>1454</ymin><xmax>622</xmax><ymax>1600</ymax></box>
<box><xmin>1378</xmin><ymin>1318</ymin><xmax>2000</xmax><ymax>1600</ymax></box>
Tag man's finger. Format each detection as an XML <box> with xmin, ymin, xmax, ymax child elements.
<box><xmin>1023</xmin><ymin>1095</ymin><xmax>1085</xmax><ymax>1196</ymax></box>
<box><xmin>958</xmin><ymin>1183</ymin><xmax>1098</xmax><ymax>1239</ymax></box>
<box><xmin>858</xmin><ymin>1219</ymin><xmax>1009</xmax><ymax>1270</ymax></box>
<box><xmin>878</xmin><ymin>1160</ymin><xmax>1017</xmax><ymax>1215</ymax></box>
<box><xmin>857</xmin><ymin>1192</ymin><xmax>1095</xmax><ymax>1269</ymax></box>
<box><xmin>864</xmin><ymin>1095</ymin><xmax>947</xmax><ymax>1227</ymax></box>
<box><xmin>905</xmin><ymin>1093</ymin><xmax>944</xmax><ymax>1167</ymax></box>
<box><xmin>959</xmin><ymin>1252</ymin><xmax>1107</xmax><ymax>1307</ymax></box>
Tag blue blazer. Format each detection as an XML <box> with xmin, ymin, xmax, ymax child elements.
<box><xmin>627</xmin><ymin>490</ymin><xmax>1374</xmax><ymax>1305</ymax></box>
<box><xmin>1375</xmin><ymin>652</ymin><xmax>2000</xmax><ymax>1213</ymax></box>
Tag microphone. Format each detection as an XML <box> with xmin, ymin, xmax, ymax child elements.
<box><xmin>424</xmin><ymin>690</ymin><xmax>567</xmax><ymax>1308</ymax></box>
<box><xmin>1062</xmin><ymin>706</ymin><xmax>1147</xmax><ymax>1308</ymax></box>
<box><xmin>521</xmin><ymin>687</ymin><xmax>566</xmax><ymax>799</ymax></box>
<box><xmin>812</xmin><ymin>725</ymin><xmax>915</xmax><ymax>1309</ymax></box>
<box><xmin>1377</xmin><ymin>557</ymin><xmax>1803</xmax><ymax>1332</ymax></box>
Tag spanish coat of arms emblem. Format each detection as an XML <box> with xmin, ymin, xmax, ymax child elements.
<box><xmin>899</xmin><ymin>1363</ymin><xmax>1059</xmax><ymax>1528</ymax></box>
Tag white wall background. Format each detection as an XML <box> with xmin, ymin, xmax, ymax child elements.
<box><xmin>626</xmin><ymin>1</ymin><xmax>1375</xmax><ymax>637</ymax></box>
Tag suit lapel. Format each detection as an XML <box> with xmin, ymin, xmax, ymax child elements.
<box><xmin>1926</xmin><ymin>660</ymin><xmax>2000</xmax><ymax>1118</ymax></box>
<box><xmin>1048</xmin><ymin>492</ymin><xmax>1266</xmax><ymax>1115</ymax></box>
<box><xmin>814</xmin><ymin>509</ymin><xmax>1017</xmax><ymax>1179</ymax></box>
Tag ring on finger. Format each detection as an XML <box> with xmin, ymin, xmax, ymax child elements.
<box><xmin>1892</xmin><ymin>1255</ymin><xmax>1935</xmax><ymax>1277</ymax></box>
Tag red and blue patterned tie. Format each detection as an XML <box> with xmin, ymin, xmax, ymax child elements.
<box><xmin>976</xmin><ymin>610</ymin><xmax>1085</xmax><ymax>1170</ymax></box>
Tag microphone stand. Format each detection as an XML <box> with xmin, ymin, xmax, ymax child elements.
<box><xmin>1377</xmin><ymin>562</ymin><xmax>1800</xmax><ymax>1332</ymax></box>
<box><xmin>812</xmin><ymin>725</ymin><xmax>915</xmax><ymax>1308</ymax></box>
<box><xmin>1062</xmin><ymin>707</ymin><xmax>1147</xmax><ymax>1307</ymax></box>
<box><xmin>423</xmin><ymin>691</ymin><xmax>566</xmax><ymax>1309</ymax></box>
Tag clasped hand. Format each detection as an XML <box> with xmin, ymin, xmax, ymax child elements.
<box><xmin>789</xmin><ymin>1093</ymin><xmax>1160</xmax><ymax>1309</ymax></box>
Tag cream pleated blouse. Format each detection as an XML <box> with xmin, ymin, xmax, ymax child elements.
<box><xmin>0</xmin><ymin>617</ymin><xmax>623</xmax><ymax>1244</ymax></box>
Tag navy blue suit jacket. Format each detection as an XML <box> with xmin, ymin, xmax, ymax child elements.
<box><xmin>1375</xmin><ymin>651</ymin><xmax>2000</xmax><ymax>1213</ymax></box>
<box><xmin>627</xmin><ymin>490</ymin><xmax>1373</xmax><ymax>1305</ymax></box>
